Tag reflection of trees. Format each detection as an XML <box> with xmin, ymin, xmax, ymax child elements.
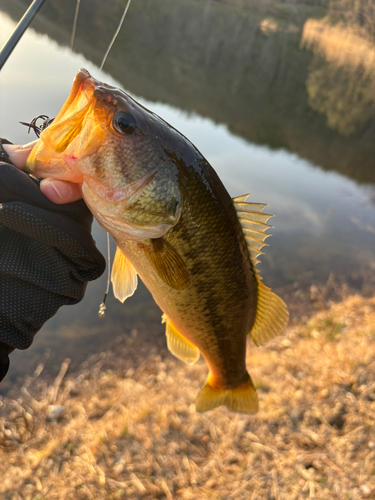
<box><xmin>1</xmin><ymin>0</ymin><xmax>375</xmax><ymax>184</ymax></box>
<box><xmin>328</xmin><ymin>0</ymin><xmax>375</xmax><ymax>41</ymax></box>
<box><xmin>302</xmin><ymin>19</ymin><xmax>375</xmax><ymax>135</ymax></box>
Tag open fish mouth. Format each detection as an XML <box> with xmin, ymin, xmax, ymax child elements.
<box><xmin>54</xmin><ymin>69</ymin><xmax>94</xmax><ymax>123</ymax></box>
<box><xmin>39</xmin><ymin>69</ymin><xmax>96</xmax><ymax>154</ymax></box>
<box><xmin>25</xmin><ymin>69</ymin><xmax>101</xmax><ymax>179</ymax></box>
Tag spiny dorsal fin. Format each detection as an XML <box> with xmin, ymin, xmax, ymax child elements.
<box><xmin>233</xmin><ymin>194</ymin><xmax>289</xmax><ymax>343</ymax></box>
<box><xmin>144</xmin><ymin>238</ymin><xmax>189</xmax><ymax>290</ymax></box>
<box><xmin>250</xmin><ymin>275</ymin><xmax>289</xmax><ymax>346</ymax></box>
<box><xmin>162</xmin><ymin>314</ymin><xmax>200</xmax><ymax>364</ymax></box>
<box><xmin>233</xmin><ymin>194</ymin><xmax>273</xmax><ymax>267</ymax></box>
<box><xmin>111</xmin><ymin>247</ymin><xmax>138</xmax><ymax>303</ymax></box>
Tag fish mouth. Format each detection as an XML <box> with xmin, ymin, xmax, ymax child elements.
<box><xmin>55</xmin><ymin>69</ymin><xmax>93</xmax><ymax>123</ymax></box>
<box><xmin>40</xmin><ymin>68</ymin><xmax>96</xmax><ymax>153</ymax></box>
<box><xmin>25</xmin><ymin>69</ymin><xmax>101</xmax><ymax>180</ymax></box>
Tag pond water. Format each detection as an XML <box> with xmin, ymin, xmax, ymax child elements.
<box><xmin>0</xmin><ymin>0</ymin><xmax>374</xmax><ymax>393</ymax></box>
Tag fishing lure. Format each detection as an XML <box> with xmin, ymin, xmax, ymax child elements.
<box><xmin>20</xmin><ymin>115</ymin><xmax>54</xmax><ymax>137</ymax></box>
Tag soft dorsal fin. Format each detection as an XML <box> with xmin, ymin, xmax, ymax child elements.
<box><xmin>233</xmin><ymin>194</ymin><xmax>289</xmax><ymax>344</ymax></box>
<box><xmin>144</xmin><ymin>238</ymin><xmax>189</xmax><ymax>290</ymax></box>
<box><xmin>233</xmin><ymin>193</ymin><xmax>273</xmax><ymax>266</ymax></box>
<box><xmin>162</xmin><ymin>314</ymin><xmax>200</xmax><ymax>364</ymax></box>
<box><xmin>111</xmin><ymin>247</ymin><xmax>138</xmax><ymax>303</ymax></box>
<box><xmin>250</xmin><ymin>275</ymin><xmax>289</xmax><ymax>346</ymax></box>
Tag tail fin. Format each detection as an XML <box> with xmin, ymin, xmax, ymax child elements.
<box><xmin>195</xmin><ymin>373</ymin><xmax>258</xmax><ymax>414</ymax></box>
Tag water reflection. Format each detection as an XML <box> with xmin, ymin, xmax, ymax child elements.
<box><xmin>0</xmin><ymin>0</ymin><xmax>374</xmax><ymax>392</ymax></box>
<box><xmin>2</xmin><ymin>0</ymin><xmax>375</xmax><ymax>182</ymax></box>
<box><xmin>302</xmin><ymin>19</ymin><xmax>375</xmax><ymax>135</ymax></box>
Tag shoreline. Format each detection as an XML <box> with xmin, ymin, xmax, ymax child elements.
<box><xmin>1</xmin><ymin>292</ymin><xmax>375</xmax><ymax>498</ymax></box>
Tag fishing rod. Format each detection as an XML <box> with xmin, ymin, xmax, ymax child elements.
<box><xmin>0</xmin><ymin>0</ymin><xmax>133</xmax><ymax>318</ymax></box>
<box><xmin>0</xmin><ymin>0</ymin><xmax>47</xmax><ymax>71</ymax></box>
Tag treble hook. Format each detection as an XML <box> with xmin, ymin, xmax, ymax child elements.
<box><xmin>19</xmin><ymin>115</ymin><xmax>54</xmax><ymax>138</ymax></box>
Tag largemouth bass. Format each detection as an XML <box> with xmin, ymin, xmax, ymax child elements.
<box><xmin>26</xmin><ymin>69</ymin><xmax>288</xmax><ymax>413</ymax></box>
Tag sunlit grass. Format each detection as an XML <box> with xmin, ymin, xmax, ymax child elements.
<box><xmin>1</xmin><ymin>295</ymin><xmax>375</xmax><ymax>498</ymax></box>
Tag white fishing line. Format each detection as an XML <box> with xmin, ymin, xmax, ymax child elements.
<box><xmin>96</xmin><ymin>0</ymin><xmax>132</xmax><ymax>316</ymax></box>
<box><xmin>70</xmin><ymin>0</ymin><xmax>81</xmax><ymax>49</ymax></box>
<box><xmin>98</xmin><ymin>232</ymin><xmax>111</xmax><ymax>318</ymax></box>
<box><xmin>100</xmin><ymin>0</ymin><xmax>132</xmax><ymax>71</ymax></box>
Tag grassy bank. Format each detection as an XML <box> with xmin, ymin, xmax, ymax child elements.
<box><xmin>1</xmin><ymin>294</ymin><xmax>375</xmax><ymax>499</ymax></box>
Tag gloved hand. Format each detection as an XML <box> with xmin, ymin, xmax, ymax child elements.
<box><xmin>0</xmin><ymin>138</ymin><xmax>106</xmax><ymax>382</ymax></box>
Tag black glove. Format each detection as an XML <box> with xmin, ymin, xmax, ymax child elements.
<box><xmin>0</xmin><ymin>139</ymin><xmax>106</xmax><ymax>382</ymax></box>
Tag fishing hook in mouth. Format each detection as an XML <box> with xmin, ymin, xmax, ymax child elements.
<box><xmin>20</xmin><ymin>114</ymin><xmax>55</xmax><ymax>137</ymax></box>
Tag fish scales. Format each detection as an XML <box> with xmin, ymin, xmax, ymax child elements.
<box><xmin>26</xmin><ymin>69</ymin><xmax>288</xmax><ymax>413</ymax></box>
<box><xmin>118</xmin><ymin>154</ymin><xmax>258</xmax><ymax>389</ymax></box>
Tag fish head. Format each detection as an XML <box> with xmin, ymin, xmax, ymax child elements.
<box><xmin>26</xmin><ymin>69</ymin><xmax>186</xmax><ymax>239</ymax></box>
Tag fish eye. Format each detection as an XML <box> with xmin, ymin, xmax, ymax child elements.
<box><xmin>113</xmin><ymin>112</ymin><xmax>136</xmax><ymax>135</ymax></box>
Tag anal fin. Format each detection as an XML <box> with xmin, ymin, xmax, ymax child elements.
<box><xmin>195</xmin><ymin>372</ymin><xmax>258</xmax><ymax>414</ymax></box>
<box><xmin>162</xmin><ymin>314</ymin><xmax>199</xmax><ymax>364</ymax></box>
<box><xmin>111</xmin><ymin>247</ymin><xmax>138</xmax><ymax>303</ymax></box>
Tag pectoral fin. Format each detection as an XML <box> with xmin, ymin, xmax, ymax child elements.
<box><xmin>162</xmin><ymin>314</ymin><xmax>200</xmax><ymax>364</ymax></box>
<box><xmin>111</xmin><ymin>246</ymin><xmax>138</xmax><ymax>303</ymax></box>
<box><xmin>144</xmin><ymin>238</ymin><xmax>189</xmax><ymax>290</ymax></box>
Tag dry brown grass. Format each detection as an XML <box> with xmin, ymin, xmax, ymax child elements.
<box><xmin>1</xmin><ymin>294</ymin><xmax>375</xmax><ymax>499</ymax></box>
